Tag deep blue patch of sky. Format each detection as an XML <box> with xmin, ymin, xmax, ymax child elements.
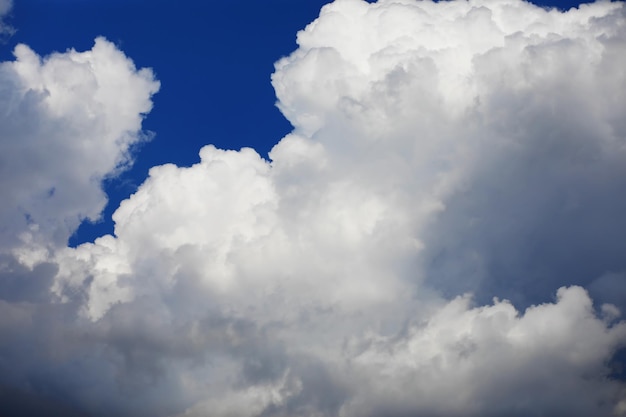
<box><xmin>0</xmin><ymin>0</ymin><xmax>592</xmax><ymax>246</ymax></box>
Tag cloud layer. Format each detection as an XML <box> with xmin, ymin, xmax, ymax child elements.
<box><xmin>1</xmin><ymin>0</ymin><xmax>626</xmax><ymax>416</ymax></box>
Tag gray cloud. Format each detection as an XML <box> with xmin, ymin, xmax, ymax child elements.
<box><xmin>0</xmin><ymin>0</ymin><xmax>13</xmax><ymax>38</ymax></box>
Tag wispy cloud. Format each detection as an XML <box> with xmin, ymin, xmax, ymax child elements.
<box><xmin>0</xmin><ymin>0</ymin><xmax>13</xmax><ymax>38</ymax></box>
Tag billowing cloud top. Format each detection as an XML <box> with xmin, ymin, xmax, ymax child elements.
<box><xmin>1</xmin><ymin>1</ymin><xmax>626</xmax><ymax>416</ymax></box>
<box><xmin>0</xmin><ymin>38</ymin><xmax>158</xmax><ymax>255</ymax></box>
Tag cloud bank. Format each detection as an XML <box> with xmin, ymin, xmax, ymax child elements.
<box><xmin>1</xmin><ymin>0</ymin><xmax>626</xmax><ymax>416</ymax></box>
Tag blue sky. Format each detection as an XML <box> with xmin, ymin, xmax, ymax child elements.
<box><xmin>1</xmin><ymin>1</ymin><xmax>626</xmax><ymax>416</ymax></box>
<box><xmin>1</xmin><ymin>0</ymin><xmax>597</xmax><ymax>245</ymax></box>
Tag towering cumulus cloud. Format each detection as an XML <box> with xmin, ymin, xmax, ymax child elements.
<box><xmin>1</xmin><ymin>0</ymin><xmax>626</xmax><ymax>416</ymax></box>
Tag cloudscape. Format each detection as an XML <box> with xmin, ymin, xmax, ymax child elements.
<box><xmin>1</xmin><ymin>0</ymin><xmax>626</xmax><ymax>416</ymax></box>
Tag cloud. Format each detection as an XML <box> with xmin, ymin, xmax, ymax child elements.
<box><xmin>1</xmin><ymin>0</ymin><xmax>626</xmax><ymax>416</ymax></box>
<box><xmin>0</xmin><ymin>36</ymin><xmax>159</xmax><ymax>416</ymax></box>
<box><xmin>0</xmin><ymin>37</ymin><xmax>159</xmax><ymax>255</ymax></box>
<box><xmin>0</xmin><ymin>0</ymin><xmax>13</xmax><ymax>37</ymax></box>
<box><xmin>345</xmin><ymin>286</ymin><xmax>626</xmax><ymax>417</ymax></box>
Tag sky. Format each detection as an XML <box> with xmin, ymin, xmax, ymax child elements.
<box><xmin>0</xmin><ymin>0</ymin><xmax>626</xmax><ymax>416</ymax></box>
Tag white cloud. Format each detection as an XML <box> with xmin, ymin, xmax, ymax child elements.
<box><xmin>1</xmin><ymin>1</ymin><xmax>626</xmax><ymax>416</ymax></box>
<box><xmin>0</xmin><ymin>37</ymin><xmax>159</xmax><ymax>256</ymax></box>
<box><xmin>346</xmin><ymin>286</ymin><xmax>626</xmax><ymax>417</ymax></box>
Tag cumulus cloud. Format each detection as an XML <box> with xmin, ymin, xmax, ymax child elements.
<box><xmin>346</xmin><ymin>286</ymin><xmax>626</xmax><ymax>417</ymax></box>
<box><xmin>2</xmin><ymin>0</ymin><xmax>626</xmax><ymax>416</ymax></box>
<box><xmin>0</xmin><ymin>36</ymin><xmax>159</xmax><ymax>416</ymax></box>
<box><xmin>0</xmin><ymin>37</ymin><xmax>159</xmax><ymax>254</ymax></box>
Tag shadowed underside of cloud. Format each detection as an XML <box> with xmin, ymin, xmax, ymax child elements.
<box><xmin>1</xmin><ymin>0</ymin><xmax>626</xmax><ymax>416</ymax></box>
